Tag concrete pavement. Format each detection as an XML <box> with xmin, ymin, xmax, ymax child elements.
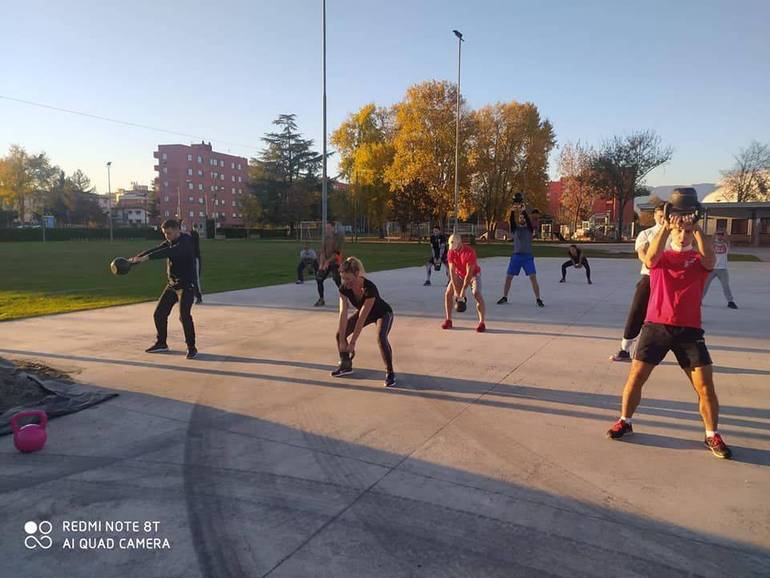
<box><xmin>1</xmin><ymin>256</ymin><xmax>768</xmax><ymax>577</ymax></box>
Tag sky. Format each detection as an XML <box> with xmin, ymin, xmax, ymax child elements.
<box><xmin>1</xmin><ymin>0</ymin><xmax>768</xmax><ymax>194</ymax></box>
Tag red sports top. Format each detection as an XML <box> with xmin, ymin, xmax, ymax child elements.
<box><xmin>447</xmin><ymin>245</ymin><xmax>481</xmax><ymax>278</ymax></box>
<box><xmin>646</xmin><ymin>249</ymin><xmax>711</xmax><ymax>329</ymax></box>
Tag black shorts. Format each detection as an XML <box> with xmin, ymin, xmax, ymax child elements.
<box><xmin>634</xmin><ymin>323</ymin><xmax>712</xmax><ymax>369</ymax></box>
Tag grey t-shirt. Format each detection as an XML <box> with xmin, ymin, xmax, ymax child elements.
<box><xmin>510</xmin><ymin>210</ymin><xmax>533</xmax><ymax>255</ymax></box>
<box><xmin>300</xmin><ymin>248</ymin><xmax>317</xmax><ymax>261</ymax></box>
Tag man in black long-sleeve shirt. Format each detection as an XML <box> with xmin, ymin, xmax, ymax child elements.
<box><xmin>130</xmin><ymin>219</ymin><xmax>198</xmax><ymax>358</ymax></box>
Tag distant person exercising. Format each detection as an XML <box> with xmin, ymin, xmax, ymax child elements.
<box><xmin>332</xmin><ymin>257</ymin><xmax>396</xmax><ymax>387</ymax></box>
<box><xmin>443</xmin><ymin>233</ymin><xmax>486</xmax><ymax>332</ymax></box>
<box><xmin>130</xmin><ymin>219</ymin><xmax>198</xmax><ymax>359</ymax></box>
<box><xmin>424</xmin><ymin>226</ymin><xmax>448</xmax><ymax>286</ymax></box>
<box><xmin>497</xmin><ymin>197</ymin><xmax>544</xmax><ymax>307</ymax></box>
<box><xmin>190</xmin><ymin>223</ymin><xmax>203</xmax><ymax>304</ymax></box>
<box><xmin>296</xmin><ymin>243</ymin><xmax>319</xmax><ymax>284</ymax></box>
<box><xmin>560</xmin><ymin>245</ymin><xmax>592</xmax><ymax>284</ymax></box>
<box><xmin>610</xmin><ymin>202</ymin><xmax>667</xmax><ymax>362</ymax></box>
<box><xmin>315</xmin><ymin>222</ymin><xmax>344</xmax><ymax>307</ymax></box>
<box><xmin>703</xmin><ymin>230</ymin><xmax>738</xmax><ymax>309</ymax></box>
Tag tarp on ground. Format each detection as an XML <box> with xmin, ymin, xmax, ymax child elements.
<box><xmin>0</xmin><ymin>372</ymin><xmax>117</xmax><ymax>436</ymax></box>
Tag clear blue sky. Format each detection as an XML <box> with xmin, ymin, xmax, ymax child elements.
<box><xmin>1</xmin><ymin>0</ymin><xmax>768</xmax><ymax>194</ymax></box>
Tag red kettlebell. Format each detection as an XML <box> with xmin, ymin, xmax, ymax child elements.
<box><xmin>11</xmin><ymin>410</ymin><xmax>48</xmax><ymax>453</ymax></box>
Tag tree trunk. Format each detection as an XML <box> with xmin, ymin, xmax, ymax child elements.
<box><xmin>615</xmin><ymin>196</ymin><xmax>624</xmax><ymax>241</ymax></box>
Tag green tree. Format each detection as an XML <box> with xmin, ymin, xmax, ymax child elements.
<box><xmin>250</xmin><ymin>114</ymin><xmax>322</xmax><ymax>230</ymax></box>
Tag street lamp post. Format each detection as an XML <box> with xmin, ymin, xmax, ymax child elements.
<box><xmin>321</xmin><ymin>0</ymin><xmax>328</xmax><ymax>247</ymax></box>
<box><xmin>106</xmin><ymin>161</ymin><xmax>113</xmax><ymax>242</ymax></box>
<box><xmin>452</xmin><ymin>29</ymin><xmax>463</xmax><ymax>234</ymax></box>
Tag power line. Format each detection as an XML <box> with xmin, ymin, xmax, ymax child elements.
<box><xmin>0</xmin><ymin>94</ymin><xmax>259</xmax><ymax>153</ymax></box>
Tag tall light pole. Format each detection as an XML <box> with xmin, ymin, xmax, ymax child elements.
<box><xmin>106</xmin><ymin>161</ymin><xmax>113</xmax><ymax>242</ymax></box>
<box><xmin>452</xmin><ymin>29</ymin><xmax>463</xmax><ymax>234</ymax></box>
<box><xmin>321</xmin><ymin>0</ymin><xmax>328</xmax><ymax>247</ymax></box>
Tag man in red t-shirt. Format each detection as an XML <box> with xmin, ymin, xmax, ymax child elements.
<box><xmin>442</xmin><ymin>234</ymin><xmax>486</xmax><ymax>332</ymax></box>
<box><xmin>606</xmin><ymin>214</ymin><xmax>732</xmax><ymax>459</ymax></box>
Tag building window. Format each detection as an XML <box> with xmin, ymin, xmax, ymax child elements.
<box><xmin>197</xmin><ymin>156</ymin><xmax>202</xmax><ymax>163</ymax></box>
<box><xmin>231</xmin><ymin>187</ymin><xmax>236</xmax><ymax>194</ymax></box>
<box><xmin>163</xmin><ymin>181</ymin><xmax>168</xmax><ymax>188</ymax></box>
<box><xmin>199</xmin><ymin>211</ymin><xmax>204</xmax><ymax>217</ymax></box>
<box><xmin>232</xmin><ymin>212</ymin><xmax>237</xmax><ymax>218</ymax></box>
<box><xmin>164</xmin><ymin>210</ymin><xmax>170</xmax><ymax>217</ymax></box>
<box><xmin>220</xmin><ymin>174</ymin><xmax>224</xmax><ymax>181</ymax></box>
<box><xmin>189</xmin><ymin>211</ymin><xmax>195</xmax><ymax>218</ymax></box>
<box><xmin>238</xmin><ymin>176</ymin><xmax>242</xmax><ymax>183</ymax></box>
<box><xmin>188</xmin><ymin>182</ymin><xmax>194</xmax><ymax>190</ymax></box>
<box><xmin>188</xmin><ymin>196</ymin><xmax>194</xmax><ymax>202</ymax></box>
<box><xmin>162</xmin><ymin>167</ymin><xmax>168</xmax><ymax>174</ymax></box>
<box><xmin>231</xmin><ymin>162</ymin><xmax>235</xmax><ymax>169</ymax></box>
<box><xmin>731</xmin><ymin>219</ymin><xmax>748</xmax><ymax>235</ymax></box>
<box><xmin>187</xmin><ymin>168</ymin><xmax>193</xmax><ymax>176</ymax></box>
<box><xmin>162</xmin><ymin>152</ymin><xmax>167</xmax><ymax>160</ymax></box>
<box><xmin>237</xmin><ymin>163</ymin><xmax>242</xmax><ymax>170</ymax></box>
<box><xmin>198</xmin><ymin>184</ymin><xmax>203</xmax><ymax>191</ymax></box>
<box><xmin>232</xmin><ymin>200</ymin><xmax>236</xmax><ymax>206</ymax></box>
<box><xmin>199</xmin><ymin>197</ymin><xmax>204</xmax><ymax>204</ymax></box>
<box><xmin>197</xmin><ymin>169</ymin><xmax>203</xmax><ymax>177</ymax></box>
<box><xmin>163</xmin><ymin>196</ymin><xmax>169</xmax><ymax>202</ymax></box>
<box><xmin>219</xmin><ymin>160</ymin><xmax>224</xmax><ymax>167</ymax></box>
<box><xmin>187</xmin><ymin>154</ymin><xmax>192</xmax><ymax>161</ymax></box>
<box><xmin>232</xmin><ymin>175</ymin><xmax>236</xmax><ymax>182</ymax></box>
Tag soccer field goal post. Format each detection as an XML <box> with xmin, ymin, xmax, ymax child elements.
<box><xmin>298</xmin><ymin>221</ymin><xmax>322</xmax><ymax>242</ymax></box>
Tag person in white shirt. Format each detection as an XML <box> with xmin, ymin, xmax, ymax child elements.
<box><xmin>296</xmin><ymin>243</ymin><xmax>319</xmax><ymax>284</ymax></box>
<box><xmin>703</xmin><ymin>230</ymin><xmax>738</xmax><ymax>309</ymax></box>
<box><xmin>610</xmin><ymin>203</ymin><xmax>667</xmax><ymax>362</ymax></box>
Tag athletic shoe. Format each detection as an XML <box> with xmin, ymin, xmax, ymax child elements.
<box><xmin>476</xmin><ymin>322</ymin><xmax>486</xmax><ymax>333</ymax></box>
<box><xmin>331</xmin><ymin>364</ymin><xmax>353</xmax><ymax>377</ymax></box>
<box><xmin>588</xmin><ymin>280</ymin><xmax>592</xmax><ymax>285</ymax></box>
<box><xmin>384</xmin><ymin>373</ymin><xmax>396</xmax><ymax>387</ymax></box>
<box><xmin>705</xmin><ymin>434</ymin><xmax>732</xmax><ymax>459</ymax></box>
<box><xmin>314</xmin><ymin>298</ymin><xmax>325</xmax><ymax>307</ymax></box>
<box><xmin>727</xmin><ymin>301</ymin><xmax>738</xmax><ymax>309</ymax></box>
<box><xmin>606</xmin><ymin>419</ymin><xmax>633</xmax><ymax>439</ymax></box>
<box><xmin>536</xmin><ymin>299</ymin><xmax>544</xmax><ymax>307</ymax></box>
<box><xmin>145</xmin><ymin>342</ymin><xmax>169</xmax><ymax>353</ymax></box>
<box><xmin>610</xmin><ymin>350</ymin><xmax>631</xmax><ymax>362</ymax></box>
<box><xmin>195</xmin><ymin>298</ymin><xmax>203</xmax><ymax>304</ymax></box>
<box><xmin>497</xmin><ymin>296</ymin><xmax>508</xmax><ymax>304</ymax></box>
<box><xmin>423</xmin><ymin>280</ymin><xmax>431</xmax><ymax>286</ymax></box>
<box><xmin>186</xmin><ymin>347</ymin><xmax>198</xmax><ymax>360</ymax></box>
<box><xmin>441</xmin><ymin>319</ymin><xmax>453</xmax><ymax>330</ymax></box>
<box><xmin>559</xmin><ymin>278</ymin><xmax>565</xmax><ymax>283</ymax></box>
<box><xmin>296</xmin><ymin>280</ymin><xmax>303</xmax><ymax>284</ymax></box>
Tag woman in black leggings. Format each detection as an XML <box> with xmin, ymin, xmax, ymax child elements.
<box><xmin>560</xmin><ymin>245</ymin><xmax>592</xmax><ymax>284</ymax></box>
<box><xmin>332</xmin><ymin>257</ymin><xmax>396</xmax><ymax>387</ymax></box>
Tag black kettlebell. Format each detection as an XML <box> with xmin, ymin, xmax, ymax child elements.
<box><xmin>664</xmin><ymin>187</ymin><xmax>701</xmax><ymax>223</ymax></box>
<box><xmin>455</xmin><ymin>297</ymin><xmax>467</xmax><ymax>313</ymax></box>
<box><xmin>110</xmin><ymin>257</ymin><xmax>133</xmax><ymax>276</ymax></box>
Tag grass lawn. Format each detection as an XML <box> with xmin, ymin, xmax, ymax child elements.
<box><xmin>0</xmin><ymin>239</ymin><xmax>759</xmax><ymax>321</ymax></box>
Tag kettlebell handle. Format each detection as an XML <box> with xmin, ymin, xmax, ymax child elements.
<box><xmin>10</xmin><ymin>410</ymin><xmax>47</xmax><ymax>433</ymax></box>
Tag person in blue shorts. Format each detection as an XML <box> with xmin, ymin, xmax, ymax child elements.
<box><xmin>497</xmin><ymin>198</ymin><xmax>544</xmax><ymax>307</ymax></box>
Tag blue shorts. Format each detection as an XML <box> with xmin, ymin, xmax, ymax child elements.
<box><xmin>507</xmin><ymin>253</ymin><xmax>536</xmax><ymax>277</ymax></box>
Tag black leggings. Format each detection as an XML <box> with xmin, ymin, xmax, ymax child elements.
<box><xmin>298</xmin><ymin>258</ymin><xmax>319</xmax><ymax>282</ymax></box>
<box><xmin>623</xmin><ymin>275</ymin><xmax>651</xmax><ymax>340</ymax></box>
<box><xmin>154</xmin><ymin>284</ymin><xmax>196</xmax><ymax>347</ymax></box>
<box><xmin>316</xmin><ymin>262</ymin><xmax>341</xmax><ymax>299</ymax></box>
<box><xmin>336</xmin><ymin>311</ymin><xmax>394</xmax><ymax>373</ymax></box>
<box><xmin>561</xmin><ymin>259</ymin><xmax>591</xmax><ymax>281</ymax></box>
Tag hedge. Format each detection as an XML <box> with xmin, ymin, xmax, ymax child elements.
<box><xmin>0</xmin><ymin>227</ymin><xmax>163</xmax><ymax>242</ymax></box>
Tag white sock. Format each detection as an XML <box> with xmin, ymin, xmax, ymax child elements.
<box><xmin>620</xmin><ymin>416</ymin><xmax>632</xmax><ymax>424</ymax></box>
<box><xmin>706</xmin><ymin>430</ymin><xmax>717</xmax><ymax>438</ymax></box>
<box><xmin>621</xmin><ymin>338</ymin><xmax>634</xmax><ymax>352</ymax></box>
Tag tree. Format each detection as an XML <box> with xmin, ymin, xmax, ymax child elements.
<box><xmin>0</xmin><ymin>145</ymin><xmax>57</xmax><ymax>223</ymax></box>
<box><xmin>250</xmin><ymin>114</ymin><xmax>322</xmax><ymax>229</ymax></box>
<box><xmin>385</xmin><ymin>80</ymin><xmax>474</xmax><ymax>225</ymax></box>
<box><xmin>331</xmin><ymin>103</ymin><xmax>395</xmax><ymax>236</ymax></box>
<box><xmin>241</xmin><ymin>194</ymin><xmax>263</xmax><ymax>229</ymax></box>
<box><xmin>388</xmin><ymin>180</ymin><xmax>433</xmax><ymax>234</ymax></box>
<box><xmin>720</xmin><ymin>141</ymin><xmax>770</xmax><ymax>202</ymax></box>
<box><xmin>589</xmin><ymin>130</ymin><xmax>672</xmax><ymax>240</ymax></box>
<box><xmin>557</xmin><ymin>141</ymin><xmax>599</xmax><ymax>232</ymax></box>
<box><xmin>470</xmin><ymin>101</ymin><xmax>555</xmax><ymax>236</ymax></box>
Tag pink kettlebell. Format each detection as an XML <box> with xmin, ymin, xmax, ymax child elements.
<box><xmin>11</xmin><ymin>410</ymin><xmax>48</xmax><ymax>453</ymax></box>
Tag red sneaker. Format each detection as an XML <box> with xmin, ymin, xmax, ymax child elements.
<box><xmin>441</xmin><ymin>319</ymin><xmax>453</xmax><ymax>330</ymax></box>
<box><xmin>476</xmin><ymin>322</ymin><xmax>486</xmax><ymax>333</ymax></box>
<box><xmin>606</xmin><ymin>419</ymin><xmax>633</xmax><ymax>439</ymax></box>
<box><xmin>705</xmin><ymin>433</ymin><xmax>732</xmax><ymax>459</ymax></box>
